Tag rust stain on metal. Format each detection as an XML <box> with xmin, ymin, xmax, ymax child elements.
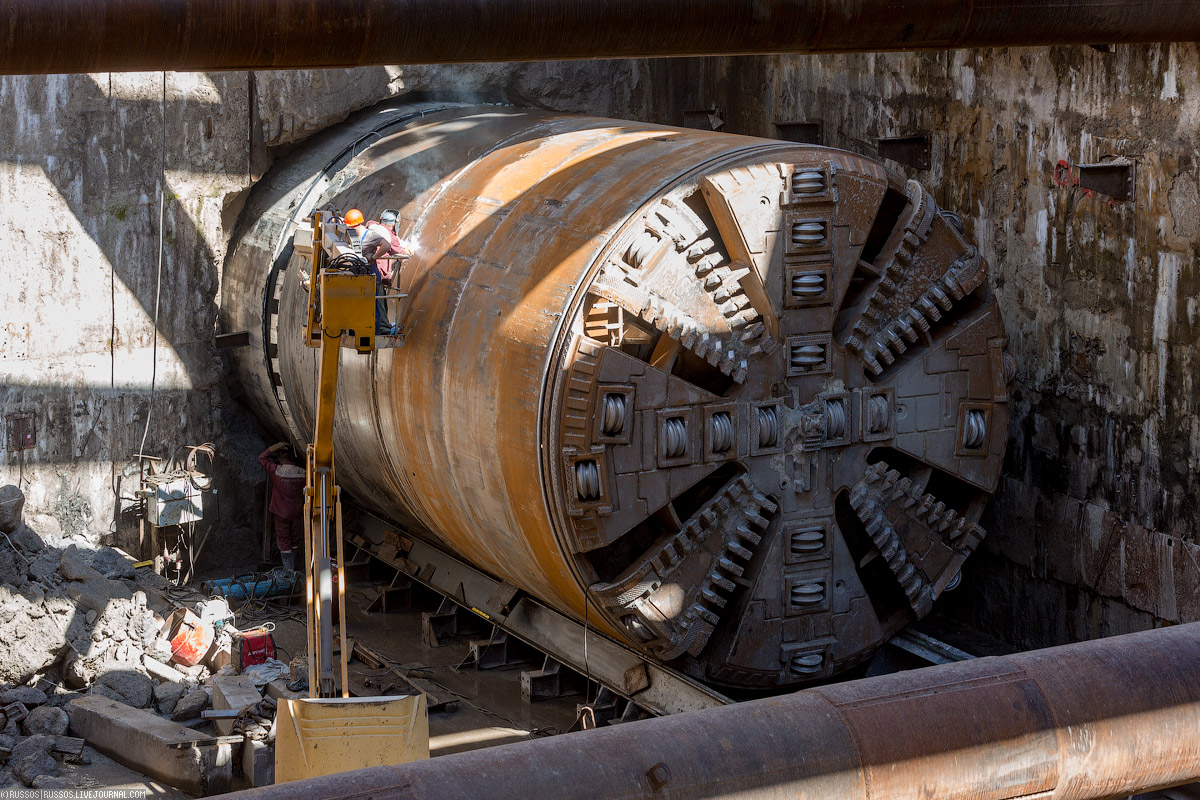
<box><xmin>224</xmin><ymin>623</ymin><xmax>1200</xmax><ymax>800</ymax></box>
<box><xmin>225</xmin><ymin>104</ymin><xmax>1012</xmax><ymax>690</ymax></box>
<box><xmin>6</xmin><ymin>1</ymin><xmax>1200</xmax><ymax>74</ymax></box>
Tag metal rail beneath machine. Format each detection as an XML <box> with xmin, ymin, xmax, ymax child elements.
<box><xmin>346</xmin><ymin>509</ymin><xmax>974</xmax><ymax>717</ymax></box>
<box><xmin>347</xmin><ymin>511</ymin><xmax>731</xmax><ymax>717</ymax></box>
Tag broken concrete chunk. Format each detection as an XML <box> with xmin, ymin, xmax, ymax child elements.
<box><xmin>171</xmin><ymin>687</ymin><xmax>209</xmax><ymax>721</ymax></box>
<box><xmin>25</xmin><ymin>514</ymin><xmax>62</xmax><ymax>543</ymax></box>
<box><xmin>58</xmin><ymin>545</ymin><xmax>94</xmax><ymax>582</ymax></box>
<box><xmin>149</xmin><ymin>637</ymin><xmax>174</xmax><ymax>663</ymax></box>
<box><xmin>153</xmin><ymin>681</ymin><xmax>186</xmax><ymax>716</ymax></box>
<box><xmin>22</xmin><ymin>706</ymin><xmax>69</xmax><ymax>737</ymax></box>
<box><xmin>91</xmin><ymin>547</ymin><xmax>136</xmax><ymax>580</ymax></box>
<box><xmin>32</xmin><ymin>775</ymin><xmax>68</xmax><ymax>790</ymax></box>
<box><xmin>87</xmin><ymin>685</ymin><xmax>127</xmax><ymax>705</ymax></box>
<box><xmin>69</xmin><ymin>695</ymin><xmax>232</xmax><ymax>796</ymax></box>
<box><xmin>134</xmin><ymin>611</ymin><xmax>162</xmax><ymax>650</ymax></box>
<box><xmin>211</xmin><ymin>675</ymin><xmax>261</xmax><ymax>736</ymax></box>
<box><xmin>10</xmin><ymin>733</ymin><xmax>54</xmax><ymax>762</ymax></box>
<box><xmin>143</xmin><ymin>656</ymin><xmax>187</xmax><ymax>684</ymax></box>
<box><xmin>0</xmin><ymin>486</ymin><xmax>24</xmax><ymax>534</ymax></box>
<box><xmin>14</xmin><ymin>751</ymin><xmax>58</xmax><ymax>786</ymax></box>
<box><xmin>265</xmin><ymin>679</ymin><xmax>303</xmax><ymax>703</ymax></box>
<box><xmin>0</xmin><ymin>686</ymin><xmax>47</xmax><ymax>707</ymax></box>
<box><xmin>242</xmin><ymin>737</ymin><xmax>274</xmax><ymax>787</ymax></box>
<box><xmin>7</xmin><ymin>525</ymin><xmax>44</xmax><ymax>557</ymax></box>
<box><xmin>185</xmin><ymin>664</ymin><xmax>211</xmax><ymax>682</ymax></box>
<box><xmin>61</xmin><ymin>551</ymin><xmax>133</xmax><ymax>613</ymax></box>
<box><xmin>64</xmin><ymin>582</ymin><xmax>107</xmax><ymax>613</ymax></box>
<box><xmin>26</xmin><ymin>553</ymin><xmax>60</xmax><ymax>584</ymax></box>
<box><xmin>97</xmin><ymin>670</ymin><xmax>153</xmax><ymax>709</ymax></box>
<box><xmin>0</xmin><ymin>627</ymin><xmax>71</xmax><ymax>686</ymax></box>
<box><xmin>10</xmin><ymin>734</ymin><xmax>56</xmax><ymax>786</ymax></box>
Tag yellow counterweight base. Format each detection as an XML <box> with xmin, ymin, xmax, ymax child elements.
<box><xmin>275</xmin><ymin>694</ymin><xmax>429</xmax><ymax>783</ymax></box>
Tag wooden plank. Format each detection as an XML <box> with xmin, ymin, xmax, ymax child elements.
<box><xmin>350</xmin><ymin>641</ymin><xmax>444</xmax><ymax>709</ymax></box>
<box><xmin>351</xmin><ymin>641</ymin><xmax>385</xmax><ymax>670</ymax></box>
<box><xmin>52</xmin><ymin>736</ymin><xmax>86</xmax><ymax>756</ymax></box>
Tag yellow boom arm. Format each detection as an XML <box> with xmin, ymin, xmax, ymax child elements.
<box><xmin>274</xmin><ymin>213</ymin><xmax>429</xmax><ymax>786</ymax></box>
<box><xmin>301</xmin><ymin>212</ymin><xmax>375</xmax><ymax>698</ymax></box>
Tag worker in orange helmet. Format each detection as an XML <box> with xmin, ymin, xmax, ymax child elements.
<box><xmin>344</xmin><ymin>207</ymin><xmax>409</xmax><ymax>335</ymax></box>
<box><xmin>343</xmin><ymin>208</ymin><xmax>390</xmax><ymax>334</ymax></box>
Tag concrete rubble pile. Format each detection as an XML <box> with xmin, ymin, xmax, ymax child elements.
<box><xmin>0</xmin><ymin>485</ymin><xmax>290</xmax><ymax>792</ymax></box>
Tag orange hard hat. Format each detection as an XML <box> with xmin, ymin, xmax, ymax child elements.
<box><xmin>343</xmin><ymin>208</ymin><xmax>364</xmax><ymax>227</ymax></box>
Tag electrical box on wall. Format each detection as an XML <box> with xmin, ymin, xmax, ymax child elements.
<box><xmin>143</xmin><ymin>472</ymin><xmax>203</xmax><ymax>526</ymax></box>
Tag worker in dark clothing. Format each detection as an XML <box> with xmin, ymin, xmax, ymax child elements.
<box><xmin>258</xmin><ymin>442</ymin><xmax>305</xmax><ymax>572</ymax></box>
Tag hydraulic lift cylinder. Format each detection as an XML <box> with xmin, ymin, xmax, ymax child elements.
<box><xmin>229</xmin><ymin>622</ymin><xmax>1200</xmax><ymax>800</ymax></box>
<box><xmin>4</xmin><ymin>1</ymin><xmax>1200</xmax><ymax>74</ymax></box>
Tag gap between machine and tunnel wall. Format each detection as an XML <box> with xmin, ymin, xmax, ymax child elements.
<box><xmin>0</xmin><ymin>45</ymin><xmax>1197</xmax><ymax>654</ymax></box>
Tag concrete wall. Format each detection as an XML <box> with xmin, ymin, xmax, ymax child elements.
<box><xmin>695</xmin><ymin>44</ymin><xmax>1199</xmax><ymax>648</ymax></box>
<box><xmin>0</xmin><ymin>71</ymin><xmax>248</xmax><ymax>551</ymax></box>
<box><xmin>0</xmin><ymin>61</ymin><xmax>696</xmax><ymax>557</ymax></box>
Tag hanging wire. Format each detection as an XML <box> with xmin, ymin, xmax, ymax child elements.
<box><xmin>136</xmin><ymin>70</ymin><xmax>168</xmax><ymax>464</ymax></box>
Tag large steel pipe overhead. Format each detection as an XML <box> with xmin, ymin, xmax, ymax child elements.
<box><xmin>5</xmin><ymin>1</ymin><xmax>1200</xmax><ymax>74</ymax></box>
<box><xmin>223</xmin><ymin>103</ymin><xmax>1012</xmax><ymax>690</ymax></box>
<box><xmin>230</xmin><ymin>623</ymin><xmax>1200</xmax><ymax>800</ymax></box>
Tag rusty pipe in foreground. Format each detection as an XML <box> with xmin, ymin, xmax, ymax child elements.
<box><xmin>3</xmin><ymin>1</ymin><xmax>1200</xmax><ymax>74</ymax></box>
<box><xmin>235</xmin><ymin>624</ymin><xmax>1200</xmax><ymax>800</ymax></box>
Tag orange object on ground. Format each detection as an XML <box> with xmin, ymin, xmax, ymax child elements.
<box><xmin>170</xmin><ymin>618</ymin><xmax>214</xmax><ymax>667</ymax></box>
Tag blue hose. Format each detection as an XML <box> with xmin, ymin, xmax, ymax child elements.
<box><xmin>204</xmin><ymin>571</ymin><xmax>297</xmax><ymax>601</ymax></box>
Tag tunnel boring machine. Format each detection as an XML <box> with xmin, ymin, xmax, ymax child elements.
<box><xmin>223</xmin><ymin>103</ymin><xmax>1012</xmax><ymax>690</ymax></box>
